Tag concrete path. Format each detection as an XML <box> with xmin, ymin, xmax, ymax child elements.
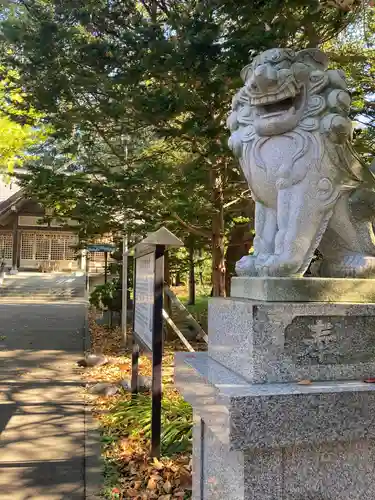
<box><xmin>0</xmin><ymin>274</ymin><xmax>92</xmax><ymax>499</ymax></box>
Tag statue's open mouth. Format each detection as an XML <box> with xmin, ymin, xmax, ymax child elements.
<box><xmin>250</xmin><ymin>85</ymin><xmax>305</xmax><ymax>119</ymax></box>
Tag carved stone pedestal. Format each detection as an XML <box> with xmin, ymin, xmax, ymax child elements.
<box><xmin>175</xmin><ymin>277</ymin><xmax>375</xmax><ymax>500</ymax></box>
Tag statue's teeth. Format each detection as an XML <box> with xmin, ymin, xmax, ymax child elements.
<box><xmin>250</xmin><ymin>89</ymin><xmax>298</xmax><ymax>107</ymax></box>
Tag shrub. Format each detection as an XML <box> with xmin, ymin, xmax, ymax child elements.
<box><xmin>89</xmin><ymin>279</ymin><xmax>122</xmax><ymax>312</ymax></box>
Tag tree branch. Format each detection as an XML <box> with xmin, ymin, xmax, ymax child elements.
<box><xmin>171</xmin><ymin>213</ymin><xmax>210</xmax><ymax>238</ymax></box>
<box><xmin>223</xmin><ymin>189</ymin><xmax>250</xmax><ymax>209</ymax></box>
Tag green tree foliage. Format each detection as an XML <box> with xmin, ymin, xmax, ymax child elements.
<box><xmin>326</xmin><ymin>6</ymin><xmax>375</xmax><ymax>161</ymax></box>
<box><xmin>0</xmin><ymin>0</ymin><xmax>366</xmax><ymax>294</ymax></box>
<box><xmin>0</xmin><ymin>114</ymin><xmax>35</xmax><ymax>170</ymax></box>
<box><xmin>0</xmin><ymin>66</ymin><xmax>47</xmax><ymax>170</ymax></box>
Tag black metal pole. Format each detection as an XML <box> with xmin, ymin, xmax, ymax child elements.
<box><xmin>151</xmin><ymin>244</ymin><xmax>165</xmax><ymax>458</ymax></box>
<box><xmin>131</xmin><ymin>254</ymin><xmax>139</xmax><ymax>394</ymax></box>
<box><xmin>131</xmin><ymin>341</ymin><xmax>139</xmax><ymax>394</ymax></box>
<box><xmin>85</xmin><ymin>252</ymin><xmax>89</xmax><ymax>293</ymax></box>
<box><xmin>104</xmin><ymin>251</ymin><xmax>108</xmax><ymax>283</ymax></box>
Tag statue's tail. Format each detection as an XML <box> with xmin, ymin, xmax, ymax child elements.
<box><xmin>316</xmin><ymin>189</ymin><xmax>375</xmax><ymax>277</ymax></box>
<box><xmin>347</xmin><ymin>188</ymin><xmax>375</xmax><ymax>255</ymax></box>
<box><xmin>349</xmin><ymin>187</ymin><xmax>375</xmax><ymax>223</ymax></box>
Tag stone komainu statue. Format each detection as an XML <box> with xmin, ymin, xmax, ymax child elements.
<box><xmin>228</xmin><ymin>48</ymin><xmax>375</xmax><ymax>278</ymax></box>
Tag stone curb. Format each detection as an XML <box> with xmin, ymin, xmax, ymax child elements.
<box><xmin>83</xmin><ymin>297</ymin><xmax>103</xmax><ymax>499</ymax></box>
<box><xmin>84</xmin><ymin>405</ymin><xmax>103</xmax><ymax>500</ymax></box>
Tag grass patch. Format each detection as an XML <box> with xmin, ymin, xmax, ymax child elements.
<box><xmin>185</xmin><ymin>295</ymin><xmax>209</xmax><ymax>314</ymax></box>
<box><xmin>99</xmin><ymin>392</ymin><xmax>193</xmax><ymax>499</ymax></box>
<box><xmin>186</xmin><ymin>296</ymin><xmax>209</xmax><ymax>333</ymax></box>
<box><xmin>171</xmin><ymin>286</ymin><xmax>210</xmax><ymax>332</ymax></box>
<box><xmin>104</xmin><ymin>393</ymin><xmax>193</xmax><ymax>456</ymax></box>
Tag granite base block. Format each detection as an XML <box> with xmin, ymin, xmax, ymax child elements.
<box><xmin>176</xmin><ymin>353</ymin><xmax>375</xmax><ymax>500</ymax></box>
<box><xmin>202</xmin><ymin>423</ymin><xmax>245</xmax><ymax>500</ymax></box>
<box><xmin>197</xmin><ymin>425</ymin><xmax>375</xmax><ymax>500</ymax></box>
<box><xmin>231</xmin><ymin>276</ymin><xmax>375</xmax><ymax>303</ymax></box>
<box><xmin>175</xmin><ymin>353</ymin><xmax>375</xmax><ymax>449</ymax></box>
<box><xmin>208</xmin><ymin>297</ymin><xmax>375</xmax><ymax>383</ymax></box>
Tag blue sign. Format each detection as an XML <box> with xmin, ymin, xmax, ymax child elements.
<box><xmin>87</xmin><ymin>244</ymin><xmax>115</xmax><ymax>252</ymax></box>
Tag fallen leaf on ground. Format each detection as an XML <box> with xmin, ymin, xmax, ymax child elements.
<box><xmin>297</xmin><ymin>379</ymin><xmax>312</xmax><ymax>385</ymax></box>
<box><xmin>163</xmin><ymin>480</ymin><xmax>172</xmax><ymax>493</ymax></box>
<box><xmin>125</xmin><ymin>488</ymin><xmax>139</xmax><ymax>497</ymax></box>
<box><xmin>153</xmin><ymin>457</ymin><xmax>164</xmax><ymax>470</ymax></box>
<box><xmin>179</xmin><ymin>468</ymin><xmax>192</xmax><ymax>489</ymax></box>
<box><xmin>147</xmin><ymin>477</ymin><xmax>158</xmax><ymax>490</ymax></box>
<box><xmin>133</xmin><ymin>480</ymin><xmax>142</xmax><ymax>490</ymax></box>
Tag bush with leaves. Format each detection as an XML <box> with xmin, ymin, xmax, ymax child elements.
<box><xmin>106</xmin><ymin>394</ymin><xmax>193</xmax><ymax>456</ymax></box>
<box><xmin>90</xmin><ymin>278</ymin><xmax>122</xmax><ymax>312</ymax></box>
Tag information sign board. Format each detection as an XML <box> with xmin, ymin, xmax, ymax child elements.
<box><xmin>87</xmin><ymin>244</ymin><xmax>115</xmax><ymax>252</ymax></box>
<box><xmin>134</xmin><ymin>252</ymin><xmax>155</xmax><ymax>350</ymax></box>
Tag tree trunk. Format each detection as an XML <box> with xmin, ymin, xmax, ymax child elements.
<box><xmin>225</xmin><ymin>223</ymin><xmax>254</xmax><ymax>296</ymax></box>
<box><xmin>198</xmin><ymin>248</ymin><xmax>204</xmax><ymax>285</ymax></box>
<box><xmin>211</xmin><ymin>169</ymin><xmax>226</xmax><ymax>297</ymax></box>
<box><xmin>175</xmin><ymin>271</ymin><xmax>182</xmax><ymax>286</ymax></box>
<box><xmin>188</xmin><ymin>243</ymin><xmax>195</xmax><ymax>305</ymax></box>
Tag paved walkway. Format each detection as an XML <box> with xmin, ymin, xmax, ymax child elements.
<box><xmin>0</xmin><ymin>272</ymin><xmax>85</xmax><ymax>299</ymax></box>
<box><xmin>0</xmin><ymin>274</ymin><xmax>90</xmax><ymax>499</ymax></box>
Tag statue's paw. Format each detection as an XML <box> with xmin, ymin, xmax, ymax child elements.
<box><xmin>255</xmin><ymin>261</ymin><xmax>274</xmax><ymax>277</ymax></box>
<box><xmin>255</xmin><ymin>255</ymin><xmax>276</xmax><ymax>276</ymax></box>
<box><xmin>256</xmin><ymin>255</ymin><xmax>304</xmax><ymax>277</ymax></box>
<box><xmin>320</xmin><ymin>255</ymin><xmax>375</xmax><ymax>278</ymax></box>
<box><xmin>235</xmin><ymin>255</ymin><xmax>257</xmax><ymax>276</ymax></box>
